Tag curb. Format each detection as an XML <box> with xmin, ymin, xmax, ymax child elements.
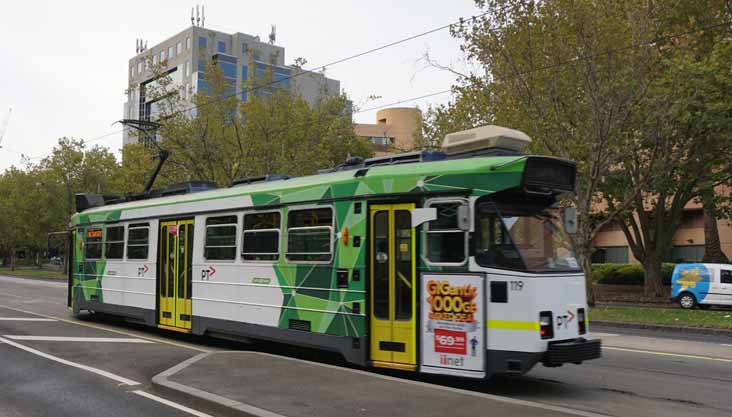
<box><xmin>591</xmin><ymin>320</ymin><xmax>732</xmax><ymax>337</ymax></box>
<box><xmin>151</xmin><ymin>352</ymin><xmax>286</xmax><ymax>417</ymax></box>
<box><xmin>0</xmin><ymin>273</ymin><xmax>66</xmax><ymax>283</ymax></box>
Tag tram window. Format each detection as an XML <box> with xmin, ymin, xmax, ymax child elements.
<box><xmin>85</xmin><ymin>228</ymin><xmax>103</xmax><ymax>259</ymax></box>
<box><xmin>127</xmin><ymin>223</ymin><xmax>149</xmax><ymax>260</ymax></box>
<box><xmin>242</xmin><ymin>211</ymin><xmax>280</xmax><ymax>261</ymax></box>
<box><xmin>286</xmin><ymin>207</ymin><xmax>333</xmax><ymax>262</ymax></box>
<box><xmin>425</xmin><ymin>201</ymin><xmax>467</xmax><ymax>264</ymax></box>
<box><xmin>205</xmin><ymin>215</ymin><xmax>238</xmax><ymax>260</ymax></box>
<box><xmin>104</xmin><ymin>226</ymin><xmax>124</xmax><ymax>259</ymax></box>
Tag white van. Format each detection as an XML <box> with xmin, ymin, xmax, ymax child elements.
<box><xmin>671</xmin><ymin>263</ymin><xmax>732</xmax><ymax>309</ymax></box>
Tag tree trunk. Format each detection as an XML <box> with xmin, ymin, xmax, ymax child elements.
<box><xmin>643</xmin><ymin>254</ymin><xmax>665</xmax><ymax>299</ymax></box>
<box><xmin>10</xmin><ymin>249</ymin><xmax>16</xmax><ymax>272</ymax></box>
<box><xmin>701</xmin><ymin>190</ymin><xmax>729</xmax><ymax>263</ymax></box>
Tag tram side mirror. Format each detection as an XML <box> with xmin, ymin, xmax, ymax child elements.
<box><xmin>563</xmin><ymin>207</ymin><xmax>577</xmax><ymax>234</ymax></box>
<box><xmin>411</xmin><ymin>208</ymin><xmax>437</xmax><ymax>227</ymax></box>
<box><xmin>457</xmin><ymin>205</ymin><xmax>471</xmax><ymax>231</ymax></box>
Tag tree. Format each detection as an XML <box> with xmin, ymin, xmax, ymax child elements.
<box><xmin>146</xmin><ymin>61</ymin><xmax>372</xmax><ymax>186</ymax></box>
<box><xmin>423</xmin><ymin>0</ymin><xmax>665</xmax><ymax>303</ymax></box>
<box><xmin>606</xmin><ymin>29</ymin><xmax>732</xmax><ymax>296</ymax></box>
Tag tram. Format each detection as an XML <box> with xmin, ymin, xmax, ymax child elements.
<box><xmin>69</xmin><ymin>125</ymin><xmax>600</xmax><ymax>378</ymax></box>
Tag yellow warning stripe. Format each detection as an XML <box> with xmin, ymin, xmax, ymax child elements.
<box><xmin>486</xmin><ymin>320</ymin><xmax>540</xmax><ymax>331</ymax></box>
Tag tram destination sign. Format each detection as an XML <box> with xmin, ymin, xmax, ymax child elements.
<box><xmin>420</xmin><ymin>274</ymin><xmax>485</xmax><ymax>378</ymax></box>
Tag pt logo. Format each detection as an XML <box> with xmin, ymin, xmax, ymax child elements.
<box><xmin>556</xmin><ymin>310</ymin><xmax>575</xmax><ymax>329</ymax></box>
<box><xmin>201</xmin><ymin>266</ymin><xmax>216</xmax><ymax>281</ymax></box>
<box><xmin>137</xmin><ymin>265</ymin><xmax>149</xmax><ymax>277</ymax></box>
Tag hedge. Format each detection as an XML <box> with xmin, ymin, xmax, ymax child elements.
<box><xmin>591</xmin><ymin>263</ymin><xmax>676</xmax><ymax>285</ymax></box>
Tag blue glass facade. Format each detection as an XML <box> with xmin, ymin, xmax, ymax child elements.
<box><xmin>198</xmin><ymin>36</ymin><xmax>207</xmax><ymax>48</ymax></box>
<box><xmin>217</xmin><ymin>41</ymin><xmax>226</xmax><ymax>53</ymax></box>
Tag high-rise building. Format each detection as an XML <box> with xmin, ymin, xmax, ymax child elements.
<box><xmin>354</xmin><ymin>108</ymin><xmax>422</xmax><ymax>156</ymax></box>
<box><xmin>123</xmin><ymin>24</ymin><xmax>341</xmax><ymax>146</ymax></box>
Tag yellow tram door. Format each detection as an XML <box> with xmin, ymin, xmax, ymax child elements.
<box><xmin>370</xmin><ymin>204</ymin><xmax>417</xmax><ymax>370</ymax></box>
<box><xmin>158</xmin><ymin>219</ymin><xmax>194</xmax><ymax>331</ymax></box>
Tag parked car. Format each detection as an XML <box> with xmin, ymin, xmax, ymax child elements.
<box><xmin>671</xmin><ymin>263</ymin><xmax>732</xmax><ymax>309</ymax></box>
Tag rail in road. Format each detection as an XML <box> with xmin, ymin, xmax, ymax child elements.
<box><xmin>0</xmin><ymin>274</ymin><xmax>731</xmax><ymax>417</ymax></box>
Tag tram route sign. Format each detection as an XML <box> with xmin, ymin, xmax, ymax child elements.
<box><xmin>420</xmin><ymin>274</ymin><xmax>485</xmax><ymax>378</ymax></box>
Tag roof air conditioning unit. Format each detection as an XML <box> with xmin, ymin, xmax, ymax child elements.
<box><xmin>442</xmin><ymin>125</ymin><xmax>532</xmax><ymax>156</ymax></box>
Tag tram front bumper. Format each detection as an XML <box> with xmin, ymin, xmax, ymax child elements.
<box><xmin>542</xmin><ymin>338</ymin><xmax>602</xmax><ymax>367</ymax></box>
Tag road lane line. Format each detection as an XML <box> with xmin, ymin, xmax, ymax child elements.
<box><xmin>133</xmin><ymin>390</ymin><xmax>216</xmax><ymax>417</ymax></box>
<box><xmin>605</xmin><ymin>346</ymin><xmax>732</xmax><ymax>362</ymax></box>
<box><xmin>0</xmin><ymin>317</ymin><xmax>56</xmax><ymax>321</ymax></box>
<box><xmin>588</xmin><ymin>332</ymin><xmax>619</xmax><ymax>337</ymax></box>
<box><xmin>0</xmin><ymin>336</ymin><xmax>140</xmax><ymax>385</ymax></box>
<box><xmin>3</xmin><ymin>336</ymin><xmax>153</xmax><ymax>343</ymax></box>
<box><xmin>0</xmin><ymin>303</ymin><xmax>211</xmax><ymax>353</ymax></box>
<box><xmin>722</xmin><ymin>344</ymin><xmax>732</xmax><ymax>347</ymax></box>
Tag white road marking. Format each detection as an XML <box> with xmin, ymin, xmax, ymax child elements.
<box><xmin>588</xmin><ymin>332</ymin><xmax>619</xmax><ymax>337</ymax></box>
<box><xmin>133</xmin><ymin>390</ymin><xmax>215</xmax><ymax>417</ymax></box>
<box><xmin>605</xmin><ymin>346</ymin><xmax>732</xmax><ymax>363</ymax></box>
<box><xmin>0</xmin><ymin>317</ymin><xmax>56</xmax><ymax>321</ymax></box>
<box><xmin>2</xmin><ymin>336</ymin><xmax>153</xmax><ymax>343</ymax></box>
<box><xmin>722</xmin><ymin>344</ymin><xmax>732</xmax><ymax>347</ymax></box>
<box><xmin>0</xmin><ymin>303</ymin><xmax>211</xmax><ymax>353</ymax></box>
<box><xmin>0</xmin><ymin>336</ymin><xmax>140</xmax><ymax>385</ymax></box>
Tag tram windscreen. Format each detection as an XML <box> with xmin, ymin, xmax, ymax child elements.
<box><xmin>475</xmin><ymin>202</ymin><xmax>580</xmax><ymax>273</ymax></box>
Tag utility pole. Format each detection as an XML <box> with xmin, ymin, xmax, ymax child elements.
<box><xmin>0</xmin><ymin>107</ymin><xmax>12</xmax><ymax>148</ymax></box>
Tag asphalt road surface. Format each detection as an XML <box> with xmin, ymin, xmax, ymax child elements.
<box><xmin>1</xmin><ymin>274</ymin><xmax>731</xmax><ymax>417</ymax></box>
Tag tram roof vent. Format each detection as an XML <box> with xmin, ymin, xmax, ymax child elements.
<box><xmin>161</xmin><ymin>181</ymin><xmax>218</xmax><ymax>197</ymax></box>
<box><xmin>442</xmin><ymin>125</ymin><xmax>532</xmax><ymax>157</ymax></box>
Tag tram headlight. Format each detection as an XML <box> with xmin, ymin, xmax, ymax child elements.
<box><xmin>539</xmin><ymin>311</ymin><xmax>553</xmax><ymax>340</ymax></box>
<box><xmin>578</xmin><ymin>308</ymin><xmax>587</xmax><ymax>334</ymax></box>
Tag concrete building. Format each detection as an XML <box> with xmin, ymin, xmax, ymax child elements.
<box><xmin>353</xmin><ymin>108</ymin><xmax>421</xmax><ymax>156</ymax></box>
<box><xmin>592</xmin><ymin>186</ymin><xmax>732</xmax><ymax>264</ymax></box>
<box><xmin>123</xmin><ymin>24</ymin><xmax>341</xmax><ymax>146</ymax></box>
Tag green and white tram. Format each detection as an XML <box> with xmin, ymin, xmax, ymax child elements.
<box><xmin>69</xmin><ymin>125</ymin><xmax>600</xmax><ymax>379</ymax></box>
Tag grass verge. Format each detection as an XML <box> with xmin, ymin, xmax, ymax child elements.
<box><xmin>591</xmin><ymin>305</ymin><xmax>732</xmax><ymax>330</ymax></box>
<box><xmin>0</xmin><ymin>267</ymin><xmax>66</xmax><ymax>280</ymax></box>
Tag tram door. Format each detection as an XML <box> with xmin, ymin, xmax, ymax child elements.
<box><xmin>370</xmin><ymin>204</ymin><xmax>416</xmax><ymax>369</ymax></box>
<box><xmin>158</xmin><ymin>219</ymin><xmax>194</xmax><ymax>331</ymax></box>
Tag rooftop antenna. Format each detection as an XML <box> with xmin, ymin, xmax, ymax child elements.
<box><xmin>196</xmin><ymin>5</ymin><xmax>200</xmax><ymax>26</ymax></box>
<box><xmin>201</xmin><ymin>5</ymin><xmax>205</xmax><ymax>27</ymax></box>
<box><xmin>191</xmin><ymin>7</ymin><xmax>195</xmax><ymax>25</ymax></box>
<box><xmin>269</xmin><ymin>24</ymin><xmax>276</xmax><ymax>44</ymax></box>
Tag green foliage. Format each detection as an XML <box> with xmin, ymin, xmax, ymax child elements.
<box><xmin>592</xmin><ymin>263</ymin><xmax>676</xmax><ymax>285</ymax></box>
<box><xmin>590</xmin><ymin>305</ymin><xmax>732</xmax><ymax>330</ymax></box>
<box><xmin>148</xmin><ymin>61</ymin><xmax>372</xmax><ymax>186</ymax></box>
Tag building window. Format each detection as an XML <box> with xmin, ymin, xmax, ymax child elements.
<box><xmin>177</xmin><ymin>41</ymin><xmax>183</xmax><ymax>55</ymax></box>
<box><xmin>286</xmin><ymin>207</ymin><xmax>333</xmax><ymax>262</ymax></box>
<box><xmin>679</xmin><ymin>209</ymin><xmax>704</xmax><ymax>229</ymax></box>
<box><xmin>198</xmin><ymin>36</ymin><xmax>207</xmax><ymax>49</ymax></box>
<box><xmin>186</xmin><ymin>37</ymin><xmax>191</xmax><ymax>49</ymax></box>
<box><xmin>160</xmin><ymin>50</ymin><xmax>166</xmax><ymax>62</ymax></box>
<box><xmin>217</xmin><ymin>41</ymin><xmax>226</xmax><ymax>53</ymax></box>
<box><xmin>185</xmin><ymin>60</ymin><xmax>191</xmax><ymax>77</ymax></box>
<box><xmin>425</xmin><ymin>201</ymin><xmax>467</xmax><ymax>264</ymax></box>
<box><xmin>153</xmin><ymin>55</ymin><xmax>158</xmax><ymax>65</ymax></box>
<box><xmin>242</xmin><ymin>43</ymin><xmax>248</xmax><ymax>54</ymax></box>
<box><xmin>104</xmin><ymin>226</ymin><xmax>125</xmax><ymax>259</ymax></box>
<box><xmin>137</xmin><ymin>61</ymin><xmax>142</xmax><ymax>73</ymax></box>
<box><xmin>721</xmin><ymin>270</ymin><xmax>732</xmax><ymax>284</ymax></box>
<box><xmin>130</xmin><ymin>65</ymin><xmax>135</xmax><ymax>77</ymax></box>
<box><xmin>242</xmin><ymin>211</ymin><xmax>280</xmax><ymax>261</ymax></box>
<box><xmin>85</xmin><ymin>228</ymin><xmax>103</xmax><ymax>259</ymax></box>
<box><xmin>369</xmin><ymin>136</ymin><xmax>393</xmax><ymax>146</ymax></box>
<box><xmin>127</xmin><ymin>223</ymin><xmax>149</xmax><ymax>260</ymax></box>
<box><xmin>168</xmin><ymin>46</ymin><xmax>174</xmax><ymax>59</ymax></box>
<box><xmin>670</xmin><ymin>245</ymin><xmax>704</xmax><ymax>263</ymax></box>
<box><xmin>591</xmin><ymin>246</ymin><xmax>629</xmax><ymax>264</ymax></box>
<box><xmin>205</xmin><ymin>215</ymin><xmax>238</xmax><ymax>260</ymax></box>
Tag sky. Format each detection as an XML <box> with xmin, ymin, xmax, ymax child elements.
<box><xmin>0</xmin><ymin>0</ymin><xmax>480</xmax><ymax>170</ymax></box>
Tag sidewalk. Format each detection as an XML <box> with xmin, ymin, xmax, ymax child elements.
<box><xmin>152</xmin><ymin>351</ymin><xmax>607</xmax><ymax>417</ymax></box>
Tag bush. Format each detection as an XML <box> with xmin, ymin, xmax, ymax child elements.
<box><xmin>591</xmin><ymin>262</ymin><xmax>676</xmax><ymax>286</ymax></box>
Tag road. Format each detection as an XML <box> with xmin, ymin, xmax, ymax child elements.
<box><xmin>0</xmin><ymin>274</ymin><xmax>731</xmax><ymax>417</ymax></box>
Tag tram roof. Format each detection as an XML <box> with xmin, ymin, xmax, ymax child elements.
<box><xmin>71</xmin><ymin>155</ymin><xmax>528</xmax><ymax>225</ymax></box>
